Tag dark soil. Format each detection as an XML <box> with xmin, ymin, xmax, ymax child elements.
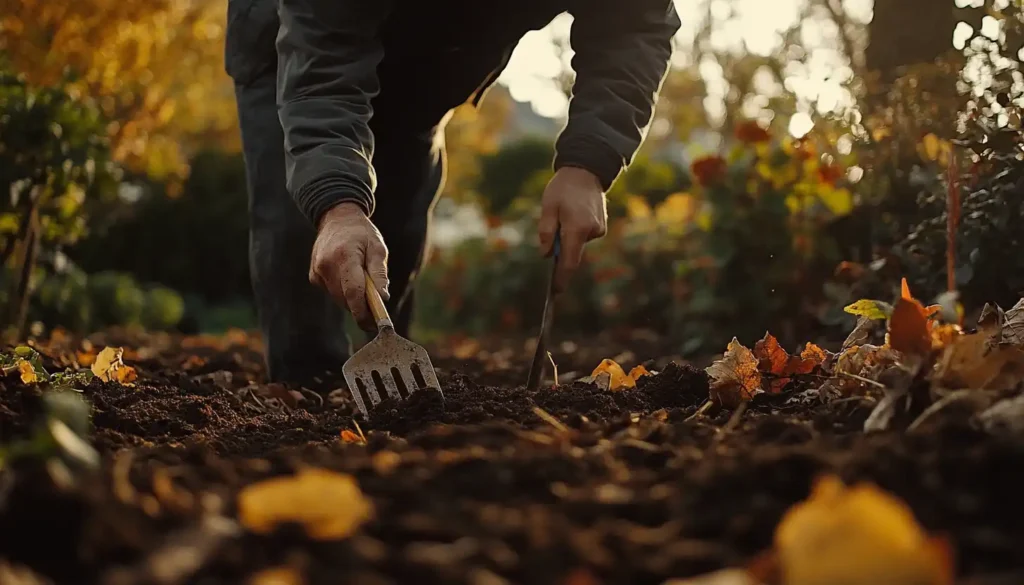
<box><xmin>1</xmin><ymin>332</ymin><xmax>1024</xmax><ymax>585</ymax></box>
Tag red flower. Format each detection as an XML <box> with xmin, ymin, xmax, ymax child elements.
<box><xmin>735</xmin><ymin>120</ymin><xmax>771</xmax><ymax>144</ymax></box>
<box><xmin>690</xmin><ymin>155</ymin><xmax>727</xmax><ymax>187</ymax></box>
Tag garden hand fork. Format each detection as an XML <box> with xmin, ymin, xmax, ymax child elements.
<box><xmin>343</xmin><ymin>273</ymin><xmax>441</xmax><ymax>418</ymax></box>
<box><xmin>526</xmin><ymin>231</ymin><xmax>560</xmax><ymax>391</ymax></box>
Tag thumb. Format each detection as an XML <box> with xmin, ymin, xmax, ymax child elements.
<box><xmin>365</xmin><ymin>237</ymin><xmax>390</xmax><ymax>302</ymax></box>
<box><xmin>538</xmin><ymin>199</ymin><xmax>559</xmax><ymax>257</ymax></box>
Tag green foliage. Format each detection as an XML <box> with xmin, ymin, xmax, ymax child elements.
<box><xmin>71</xmin><ymin>149</ymin><xmax>251</xmax><ymax>303</ymax></box>
<box><xmin>476</xmin><ymin>137</ymin><xmax>554</xmax><ymax>217</ymax></box>
<box><xmin>142</xmin><ymin>286</ymin><xmax>186</xmax><ymax>330</ymax></box>
<box><xmin>0</xmin><ymin>71</ymin><xmax>121</xmax><ymax>250</ymax></box>
<box><xmin>88</xmin><ymin>271</ymin><xmax>146</xmax><ymax>327</ymax></box>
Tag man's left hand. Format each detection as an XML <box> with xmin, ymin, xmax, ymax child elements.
<box><xmin>537</xmin><ymin>166</ymin><xmax>608</xmax><ymax>294</ymax></box>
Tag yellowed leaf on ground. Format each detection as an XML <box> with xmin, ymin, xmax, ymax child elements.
<box><xmin>843</xmin><ymin>299</ymin><xmax>893</xmax><ymax>320</ymax></box>
<box><xmin>16</xmin><ymin>360</ymin><xmax>38</xmax><ymax>384</ymax></box>
<box><xmin>628</xmin><ymin>365</ymin><xmax>652</xmax><ymax>380</ymax></box>
<box><xmin>590</xmin><ymin>359</ymin><xmax>634</xmax><ymax>391</ymax></box>
<box><xmin>237</xmin><ymin>468</ymin><xmax>374</xmax><ymax>540</ymax></box>
<box><xmin>774</xmin><ymin>474</ymin><xmax>954</xmax><ymax>585</ymax></box>
<box><xmin>248</xmin><ymin>566</ymin><xmax>303</xmax><ymax>585</ymax></box>
<box><xmin>706</xmin><ymin>338</ymin><xmax>761</xmax><ymax>408</ymax></box>
<box><xmin>91</xmin><ymin>346</ymin><xmax>138</xmax><ymax>385</ymax></box>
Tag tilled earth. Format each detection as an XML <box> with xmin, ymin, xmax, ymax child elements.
<box><xmin>1</xmin><ymin>331</ymin><xmax>1024</xmax><ymax>585</ymax></box>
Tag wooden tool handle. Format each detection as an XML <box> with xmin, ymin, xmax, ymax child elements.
<box><xmin>364</xmin><ymin>273</ymin><xmax>393</xmax><ymax>329</ymax></box>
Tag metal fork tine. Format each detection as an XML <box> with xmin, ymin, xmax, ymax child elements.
<box><xmin>380</xmin><ymin>370</ymin><xmax>402</xmax><ymax>400</ymax></box>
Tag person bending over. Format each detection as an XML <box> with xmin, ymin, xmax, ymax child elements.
<box><xmin>225</xmin><ymin>0</ymin><xmax>680</xmax><ymax>385</ymax></box>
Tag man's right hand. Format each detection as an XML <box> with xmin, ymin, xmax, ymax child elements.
<box><xmin>310</xmin><ymin>202</ymin><xmax>390</xmax><ymax>331</ymax></box>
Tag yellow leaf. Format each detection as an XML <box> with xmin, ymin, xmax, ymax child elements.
<box><xmin>818</xmin><ymin>186</ymin><xmax>853</xmax><ymax>216</ymax></box>
<box><xmin>17</xmin><ymin>360</ymin><xmax>38</xmax><ymax>384</ymax></box>
<box><xmin>249</xmin><ymin>566</ymin><xmax>303</xmax><ymax>585</ymax></box>
<box><xmin>91</xmin><ymin>346</ymin><xmax>137</xmax><ymax>385</ymax></box>
<box><xmin>775</xmin><ymin>474</ymin><xmax>954</xmax><ymax>585</ymax></box>
<box><xmin>918</xmin><ymin>133</ymin><xmax>952</xmax><ymax>165</ymax></box>
<box><xmin>843</xmin><ymin>299</ymin><xmax>893</xmax><ymax>320</ymax></box>
<box><xmin>654</xmin><ymin>193</ymin><xmax>695</xmax><ymax>225</ymax></box>
<box><xmin>237</xmin><ymin>468</ymin><xmax>374</xmax><ymax>540</ymax></box>
<box><xmin>590</xmin><ymin>359</ymin><xmax>634</xmax><ymax>391</ymax></box>
<box><xmin>628</xmin><ymin>365</ymin><xmax>652</xmax><ymax>380</ymax></box>
<box><xmin>705</xmin><ymin>338</ymin><xmax>761</xmax><ymax>408</ymax></box>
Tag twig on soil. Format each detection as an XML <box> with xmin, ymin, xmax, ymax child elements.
<box><xmin>298</xmin><ymin>387</ymin><xmax>324</xmax><ymax>408</ymax></box>
<box><xmin>546</xmin><ymin>351</ymin><xmax>558</xmax><ymax>389</ymax></box>
<box><xmin>245</xmin><ymin>387</ymin><xmax>267</xmax><ymax>412</ymax></box>
<box><xmin>684</xmin><ymin>399</ymin><xmax>713</xmax><ymax>422</ymax></box>
<box><xmin>837</xmin><ymin>370</ymin><xmax>887</xmax><ymax>389</ymax></box>
<box><xmin>354</xmin><ymin>419</ymin><xmax>367</xmax><ymax>443</ymax></box>
<box><xmin>721</xmin><ymin>401</ymin><xmax>748</xmax><ymax>436</ymax></box>
<box><xmin>532</xmin><ymin>406</ymin><xmax>569</xmax><ymax>434</ymax></box>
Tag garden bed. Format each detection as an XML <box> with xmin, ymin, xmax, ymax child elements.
<box><xmin>1</xmin><ymin>329</ymin><xmax>1023</xmax><ymax>585</ymax></box>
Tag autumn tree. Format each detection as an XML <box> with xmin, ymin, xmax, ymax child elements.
<box><xmin>0</xmin><ymin>0</ymin><xmax>237</xmax><ymax>186</ymax></box>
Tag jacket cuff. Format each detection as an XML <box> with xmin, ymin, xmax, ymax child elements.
<box><xmin>294</xmin><ymin>175</ymin><xmax>374</xmax><ymax>228</ymax></box>
<box><xmin>553</xmin><ymin>135</ymin><xmax>626</xmax><ymax>192</ymax></box>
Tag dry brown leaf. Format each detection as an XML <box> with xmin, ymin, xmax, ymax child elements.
<box><xmin>754</xmin><ymin>333</ymin><xmax>789</xmax><ymax>375</ymax></box>
<box><xmin>340</xmin><ymin>430</ymin><xmax>365</xmax><ymax>444</ymax></box>
<box><xmin>91</xmin><ymin>346</ymin><xmax>138</xmax><ymax>385</ymax></box>
<box><xmin>706</xmin><ymin>338</ymin><xmax>761</xmax><ymax>408</ymax></box>
<box><xmin>16</xmin><ymin>360</ymin><xmax>38</xmax><ymax>384</ymax></box>
<box><xmin>999</xmin><ymin>298</ymin><xmax>1024</xmax><ymax>346</ymax></box>
<box><xmin>248</xmin><ymin>566</ymin><xmax>304</xmax><ymax>585</ymax></box>
<box><xmin>935</xmin><ymin>330</ymin><xmax>1024</xmax><ymax>390</ymax></box>
<box><xmin>237</xmin><ymin>468</ymin><xmax>373</xmax><ymax>540</ymax></box>
<box><xmin>775</xmin><ymin>474</ymin><xmax>954</xmax><ymax>585</ymax></box>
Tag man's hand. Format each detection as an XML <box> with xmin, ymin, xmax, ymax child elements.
<box><xmin>310</xmin><ymin>202</ymin><xmax>390</xmax><ymax>331</ymax></box>
<box><xmin>537</xmin><ymin>166</ymin><xmax>608</xmax><ymax>293</ymax></box>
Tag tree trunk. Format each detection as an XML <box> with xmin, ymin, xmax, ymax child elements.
<box><xmin>865</xmin><ymin>0</ymin><xmax>957</xmax><ymax>81</ymax></box>
<box><xmin>12</xmin><ymin>207</ymin><xmax>39</xmax><ymax>338</ymax></box>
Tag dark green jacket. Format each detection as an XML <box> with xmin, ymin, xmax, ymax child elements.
<box><xmin>226</xmin><ymin>0</ymin><xmax>680</xmax><ymax>227</ymax></box>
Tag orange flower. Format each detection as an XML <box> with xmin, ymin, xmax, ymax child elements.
<box><xmin>690</xmin><ymin>155</ymin><xmax>727</xmax><ymax>187</ymax></box>
<box><xmin>735</xmin><ymin>120</ymin><xmax>771</xmax><ymax>143</ymax></box>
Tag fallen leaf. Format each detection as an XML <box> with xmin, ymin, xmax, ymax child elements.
<box><xmin>75</xmin><ymin>350</ymin><xmax>96</xmax><ymax>367</ymax></box>
<box><xmin>661</xmin><ymin>569</ymin><xmax>757</xmax><ymax>584</ymax></box>
<box><xmin>775</xmin><ymin>474</ymin><xmax>954</xmax><ymax>585</ymax></box>
<box><xmin>888</xmin><ymin>282</ymin><xmax>933</xmax><ymax>358</ymax></box>
<box><xmin>752</xmin><ymin>334</ymin><xmax>826</xmax><ymax>393</ymax></box>
<box><xmin>706</xmin><ymin>338</ymin><xmax>761</xmax><ymax>408</ymax></box>
<box><xmin>248</xmin><ymin>566</ymin><xmax>303</xmax><ymax>585</ymax></box>
<box><xmin>340</xmin><ymin>430</ymin><xmax>365</xmax><ymax>444</ymax></box>
<box><xmin>628</xmin><ymin>364</ymin><xmax>652</xmax><ymax>380</ymax></box>
<box><xmin>841</xmin><ymin>317</ymin><xmax>877</xmax><ymax>351</ymax></box>
<box><xmin>1000</xmin><ymin>298</ymin><xmax>1024</xmax><ymax>346</ymax></box>
<box><xmin>934</xmin><ymin>329</ymin><xmax>1024</xmax><ymax>390</ymax></box>
<box><xmin>562</xmin><ymin>567</ymin><xmax>601</xmax><ymax>585</ymax></box>
<box><xmin>237</xmin><ymin>468</ymin><xmax>374</xmax><ymax>540</ymax></box>
<box><xmin>589</xmin><ymin>359</ymin><xmax>634</xmax><ymax>391</ymax></box>
<box><xmin>843</xmin><ymin>299</ymin><xmax>893</xmax><ymax>320</ymax></box>
<box><xmin>16</xmin><ymin>360</ymin><xmax>38</xmax><ymax>384</ymax></box>
<box><xmin>91</xmin><ymin>347</ymin><xmax>137</xmax><ymax>385</ymax></box>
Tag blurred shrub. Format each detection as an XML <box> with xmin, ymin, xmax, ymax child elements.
<box><xmin>25</xmin><ymin>267</ymin><xmax>185</xmax><ymax>333</ymax></box>
<box><xmin>71</xmin><ymin>149</ymin><xmax>251</xmax><ymax>304</ymax></box>
<box><xmin>0</xmin><ymin>71</ymin><xmax>122</xmax><ymax>333</ymax></box>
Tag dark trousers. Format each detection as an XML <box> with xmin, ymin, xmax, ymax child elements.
<box><xmin>234</xmin><ymin>72</ymin><xmax>445</xmax><ymax>383</ymax></box>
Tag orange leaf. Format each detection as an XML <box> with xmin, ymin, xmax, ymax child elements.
<box><xmin>340</xmin><ymin>430</ymin><xmax>364</xmax><ymax>444</ymax></box>
<box><xmin>753</xmin><ymin>333</ymin><xmax>789</xmax><ymax>375</ymax></box>
<box><xmin>590</xmin><ymin>359</ymin><xmax>635</xmax><ymax>391</ymax></box>
<box><xmin>706</xmin><ymin>338</ymin><xmax>761</xmax><ymax>407</ymax></box>
<box><xmin>628</xmin><ymin>364</ymin><xmax>652</xmax><ymax>380</ymax></box>
<box><xmin>888</xmin><ymin>296</ymin><xmax>934</xmax><ymax>357</ymax></box>
<box><xmin>901</xmin><ymin>277</ymin><xmax>913</xmax><ymax>300</ymax></box>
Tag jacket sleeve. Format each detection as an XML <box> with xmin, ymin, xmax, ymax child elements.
<box><xmin>276</xmin><ymin>0</ymin><xmax>394</xmax><ymax>226</ymax></box>
<box><xmin>556</xmin><ymin>0</ymin><xmax>681</xmax><ymax>191</ymax></box>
